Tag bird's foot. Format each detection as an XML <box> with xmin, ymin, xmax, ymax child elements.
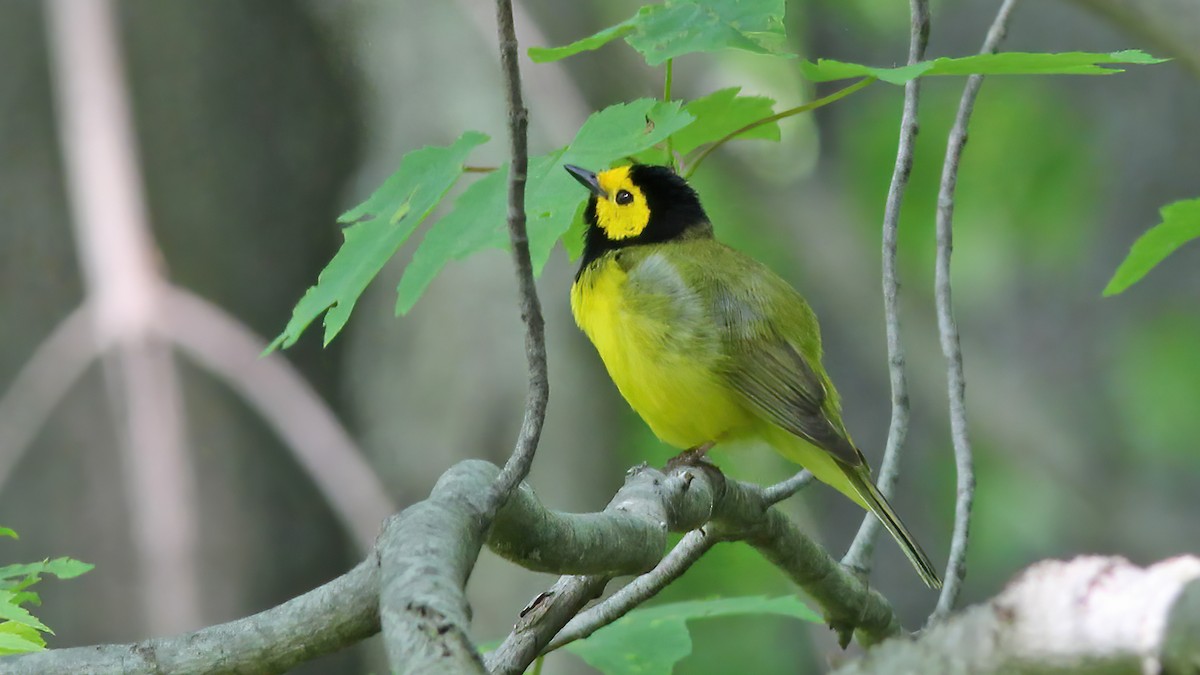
<box><xmin>666</xmin><ymin>442</ymin><xmax>716</xmax><ymax>471</ymax></box>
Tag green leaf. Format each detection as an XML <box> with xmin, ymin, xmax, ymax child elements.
<box><xmin>671</xmin><ymin>87</ymin><xmax>779</xmax><ymax>155</ymax></box>
<box><xmin>563</xmin><ymin>596</ymin><xmax>820</xmax><ymax>675</ymax></box>
<box><xmin>270</xmin><ymin>131</ymin><xmax>488</xmax><ymax>349</ymax></box>
<box><xmin>530</xmin><ymin>0</ymin><xmax>793</xmax><ymax>67</ymax></box>
<box><xmin>0</xmin><ymin>592</ymin><xmax>50</xmax><ymax>633</ymax></box>
<box><xmin>0</xmin><ymin>528</ymin><xmax>17</xmax><ymax>540</ymax></box>
<box><xmin>0</xmin><ymin>558</ymin><xmax>94</xmax><ymax>583</ymax></box>
<box><xmin>0</xmin><ymin>622</ymin><xmax>45</xmax><ymax>655</ymax></box>
<box><xmin>800</xmin><ymin>50</ymin><xmax>1168</xmax><ymax>84</ymax></box>
<box><xmin>529</xmin><ymin>18</ymin><xmax>638</xmax><ymax>63</ymax></box>
<box><xmin>1104</xmin><ymin>198</ymin><xmax>1200</xmax><ymax>296</ymax></box>
<box><xmin>395</xmin><ymin>100</ymin><xmax>693</xmax><ymax>313</ymax></box>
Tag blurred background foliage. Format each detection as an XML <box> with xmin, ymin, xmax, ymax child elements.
<box><xmin>0</xmin><ymin>0</ymin><xmax>1196</xmax><ymax>673</ymax></box>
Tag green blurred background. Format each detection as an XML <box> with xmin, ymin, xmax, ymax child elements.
<box><xmin>0</xmin><ymin>0</ymin><xmax>1197</xmax><ymax>673</ymax></box>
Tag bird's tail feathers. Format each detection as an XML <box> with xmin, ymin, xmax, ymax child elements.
<box><xmin>844</xmin><ymin>468</ymin><xmax>942</xmax><ymax>589</ymax></box>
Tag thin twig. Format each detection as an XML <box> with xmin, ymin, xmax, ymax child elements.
<box><xmin>684</xmin><ymin>77</ymin><xmax>875</xmax><ymax>178</ymax></box>
<box><xmin>762</xmin><ymin>469</ymin><xmax>814</xmax><ymax>505</ymax></box>
<box><xmin>546</xmin><ymin>528</ymin><xmax>718</xmax><ymax>650</ymax></box>
<box><xmin>929</xmin><ymin>0</ymin><xmax>1022</xmax><ymax>622</ymax></box>
<box><xmin>489</xmin><ymin>0</ymin><xmax>548</xmax><ymax>512</ymax></box>
<box><xmin>842</xmin><ymin>0</ymin><xmax>931</xmax><ymax>579</ymax></box>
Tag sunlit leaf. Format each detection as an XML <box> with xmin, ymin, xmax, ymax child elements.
<box><xmin>1104</xmin><ymin>197</ymin><xmax>1200</xmax><ymax>296</ymax></box>
<box><xmin>800</xmin><ymin>50</ymin><xmax>1168</xmax><ymax>84</ymax></box>
<box><xmin>270</xmin><ymin>131</ymin><xmax>488</xmax><ymax>349</ymax></box>
<box><xmin>563</xmin><ymin>596</ymin><xmax>820</xmax><ymax>675</ymax></box>
<box><xmin>530</xmin><ymin>0</ymin><xmax>793</xmax><ymax>66</ymax></box>
<box><xmin>0</xmin><ymin>622</ymin><xmax>45</xmax><ymax>655</ymax></box>
<box><xmin>672</xmin><ymin>87</ymin><xmax>779</xmax><ymax>155</ymax></box>
<box><xmin>0</xmin><ymin>592</ymin><xmax>49</xmax><ymax>633</ymax></box>
<box><xmin>396</xmin><ymin>100</ymin><xmax>693</xmax><ymax>312</ymax></box>
<box><xmin>0</xmin><ymin>528</ymin><xmax>17</xmax><ymax>540</ymax></box>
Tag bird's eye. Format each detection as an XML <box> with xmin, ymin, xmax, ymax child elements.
<box><xmin>615</xmin><ymin>189</ymin><xmax>633</xmax><ymax>205</ymax></box>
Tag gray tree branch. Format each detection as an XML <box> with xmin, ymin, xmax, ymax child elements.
<box><xmin>834</xmin><ymin>556</ymin><xmax>1200</xmax><ymax>675</ymax></box>
<box><xmin>842</xmin><ymin>0</ymin><xmax>931</xmax><ymax>579</ymax></box>
<box><xmin>0</xmin><ymin>459</ymin><xmax>896</xmax><ymax>674</ymax></box>
<box><xmin>486</xmin><ymin>465</ymin><xmax>902</xmax><ymax>674</ymax></box>
<box><xmin>930</xmin><ymin>0</ymin><xmax>1021</xmax><ymax>622</ymax></box>
<box><xmin>488</xmin><ymin>0</ymin><xmax>547</xmax><ymax>512</ymax></box>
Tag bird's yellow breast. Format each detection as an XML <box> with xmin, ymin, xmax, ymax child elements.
<box><xmin>570</xmin><ymin>253</ymin><xmax>751</xmax><ymax>449</ymax></box>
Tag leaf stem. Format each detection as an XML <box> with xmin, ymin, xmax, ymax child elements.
<box><xmin>684</xmin><ymin>77</ymin><xmax>876</xmax><ymax>178</ymax></box>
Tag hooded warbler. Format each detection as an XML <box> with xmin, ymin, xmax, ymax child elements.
<box><xmin>566</xmin><ymin>163</ymin><xmax>941</xmax><ymax>589</ymax></box>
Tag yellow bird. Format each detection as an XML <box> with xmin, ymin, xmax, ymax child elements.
<box><xmin>566</xmin><ymin>163</ymin><xmax>941</xmax><ymax>589</ymax></box>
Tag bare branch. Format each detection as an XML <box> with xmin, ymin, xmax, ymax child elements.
<box><xmin>762</xmin><ymin>469</ymin><xmax>814</xmax><ymax>505</ymax></box>
<box><xmin>544</xmin><ymin>469</ymin><xmax>815</xmax><ymax>651</ymax></box>
<box><xmin>843</xmin><ymin>0</ymin><xmax>931</xmax><ymax>578</ymax></box>
<box><xmin>547</xmin><ymin>529</ymin><xmax>718</xmax><ymax>651</ymax></box>
<box><xmin>487</xmin><ymin>467</ymin><xmax>903</xmax><ymax>674</ymax></box>
<box><xmin>379</xmin><ymin>462</ymin><xmax>496</xmax><ymax>674</ymax></box>
<box><xmin>488</xmin><ymin>464</ymin><xmax>715</xmax><ymax>575</ymax></box>
<box><xmin>929</xmin><ymin>0</ymin><xmax>1021</xmax><ymax>621</ymax></box>
<box><xmin>44</xmin><ymin>0</ymin><xmax>201</xmax><ymax>632</ymax></box>
<box><xmin>2</xmin><ymin>559</ymin><xmax>379</xmax><ymax>675</ymax></box>
<box><xmin>834</xmin><ymin>557</ymin><xmax>1200</xmax><ymax>675</ymax></box>
<box><xmin>161</xmin><ymin>287</ymin><xmax>395</xmax><ymax>550</ymax></box>
<box><xmin>489</xmin><ymin>0</ymin><xmax>547</xmax><ymax>511</ymax></box>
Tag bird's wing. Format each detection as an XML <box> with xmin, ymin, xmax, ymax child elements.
<box><xmin>723</xmin><ymin>334</ymin><xmax>864</xmax><ymax>467</ymax></box>
<box><xmin>696</xmin><ymin>247</ymin><xmax>864</xmax><ymax>468</ymax></box>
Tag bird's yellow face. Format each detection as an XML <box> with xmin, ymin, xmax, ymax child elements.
<box><xmin>565</xmin><ymin>163</ymin><xmax>710</xmax><ymax>272</ymax></box>
<box><xmin>593</xmin><ymin>166</ymin><xmax>651</xmax><ymax>240</ymax></box>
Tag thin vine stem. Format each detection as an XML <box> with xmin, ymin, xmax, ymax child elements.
<box><xmin>683</xmin><ymin>76</ymin><xmax>876</xmax><ymax>178</ymax></box>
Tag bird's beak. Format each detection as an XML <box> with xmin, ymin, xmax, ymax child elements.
<box><xmin>564</xmin><ymin>164</ymin><xmax>607</xmax><ymax>198</ymax></box>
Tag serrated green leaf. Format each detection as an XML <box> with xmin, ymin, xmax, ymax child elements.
<box><xmin>10</xmin><ymin>592</ymin><xmax>39</xmax><ymax>608</ymax></box>
<box><xmin>529</xmin><ymin>0</ymin><xmax>793</xmax><ymax>67</ymax></box>
<box><xmin>394</xmin><ymin>168</ymin><xmax>509</xmax><ymax>315</ymax></box>
<box><xmin>0</xmin><ymin>622</ymin><xmax>45</xmax><ymax>655</ymax></box>
<box><xmin>801</xmin><ymin>50</ymin><xmax>1169</xmax><ymax>84</ymax></box>
<box><xmin>672</xmin><ymin>87</ymin><xmax>779</xmax><ymax>155</ymax></box>
<box><xmin>270</xmin><ymin>131</ymin><xmax>488</xmax><ymax>349</ymax></box>
<box><xmin>1104</xmin><ymin>198</ymin><xmax>1200</xmax><ymax>296</ymax></box>
<box><xmin>563</xmin><ymin>596</ymin><xmax>820</xmax><ymax>675</ymax></box>
<box><xmin>0</xmin><ymin>528</ymin><xmax>17</xmax><ymax>540</ymax></box>
<box><xmin>395</xmin><ymin>100</ymin><xmax>693</xmax><ymax>312</ymax></box>
<box><xmin>0</xmin><ymin>558</ymin><xmax>93</xmax><ymax>583</ymax></box>
<box><xmin>0</xmin><ymin>592</ymin><xmax>49</xmax><ymax>633</ymax></box>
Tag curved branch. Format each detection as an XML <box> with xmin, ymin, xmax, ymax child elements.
<box><xmin>0</xmin><ymin>304</ymin><xmax>100</xmax><ymax>492</ymax></box>
<box><xmin>842</xmin><ymin>0</ymin><xmax>931</xmax><ymax>579</ymax></box>
<box><xmin>489</xmin><ymin>0</ymin><xmax>547</xmax><ymax>511</ymax></box>
<box><xmin>379</xmin><ymin>462</ymin><xmax>497</xmax><ymax>674</ymax></box>
<box><xmin>930</xmin><ymin>0</ymin><xmax>1021</xmax><ymax>622</ymax></box>
<box><xmin>162</xmin><ymin>286</ymin><xmax>395</xmax><ymax>550</ymax></box>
